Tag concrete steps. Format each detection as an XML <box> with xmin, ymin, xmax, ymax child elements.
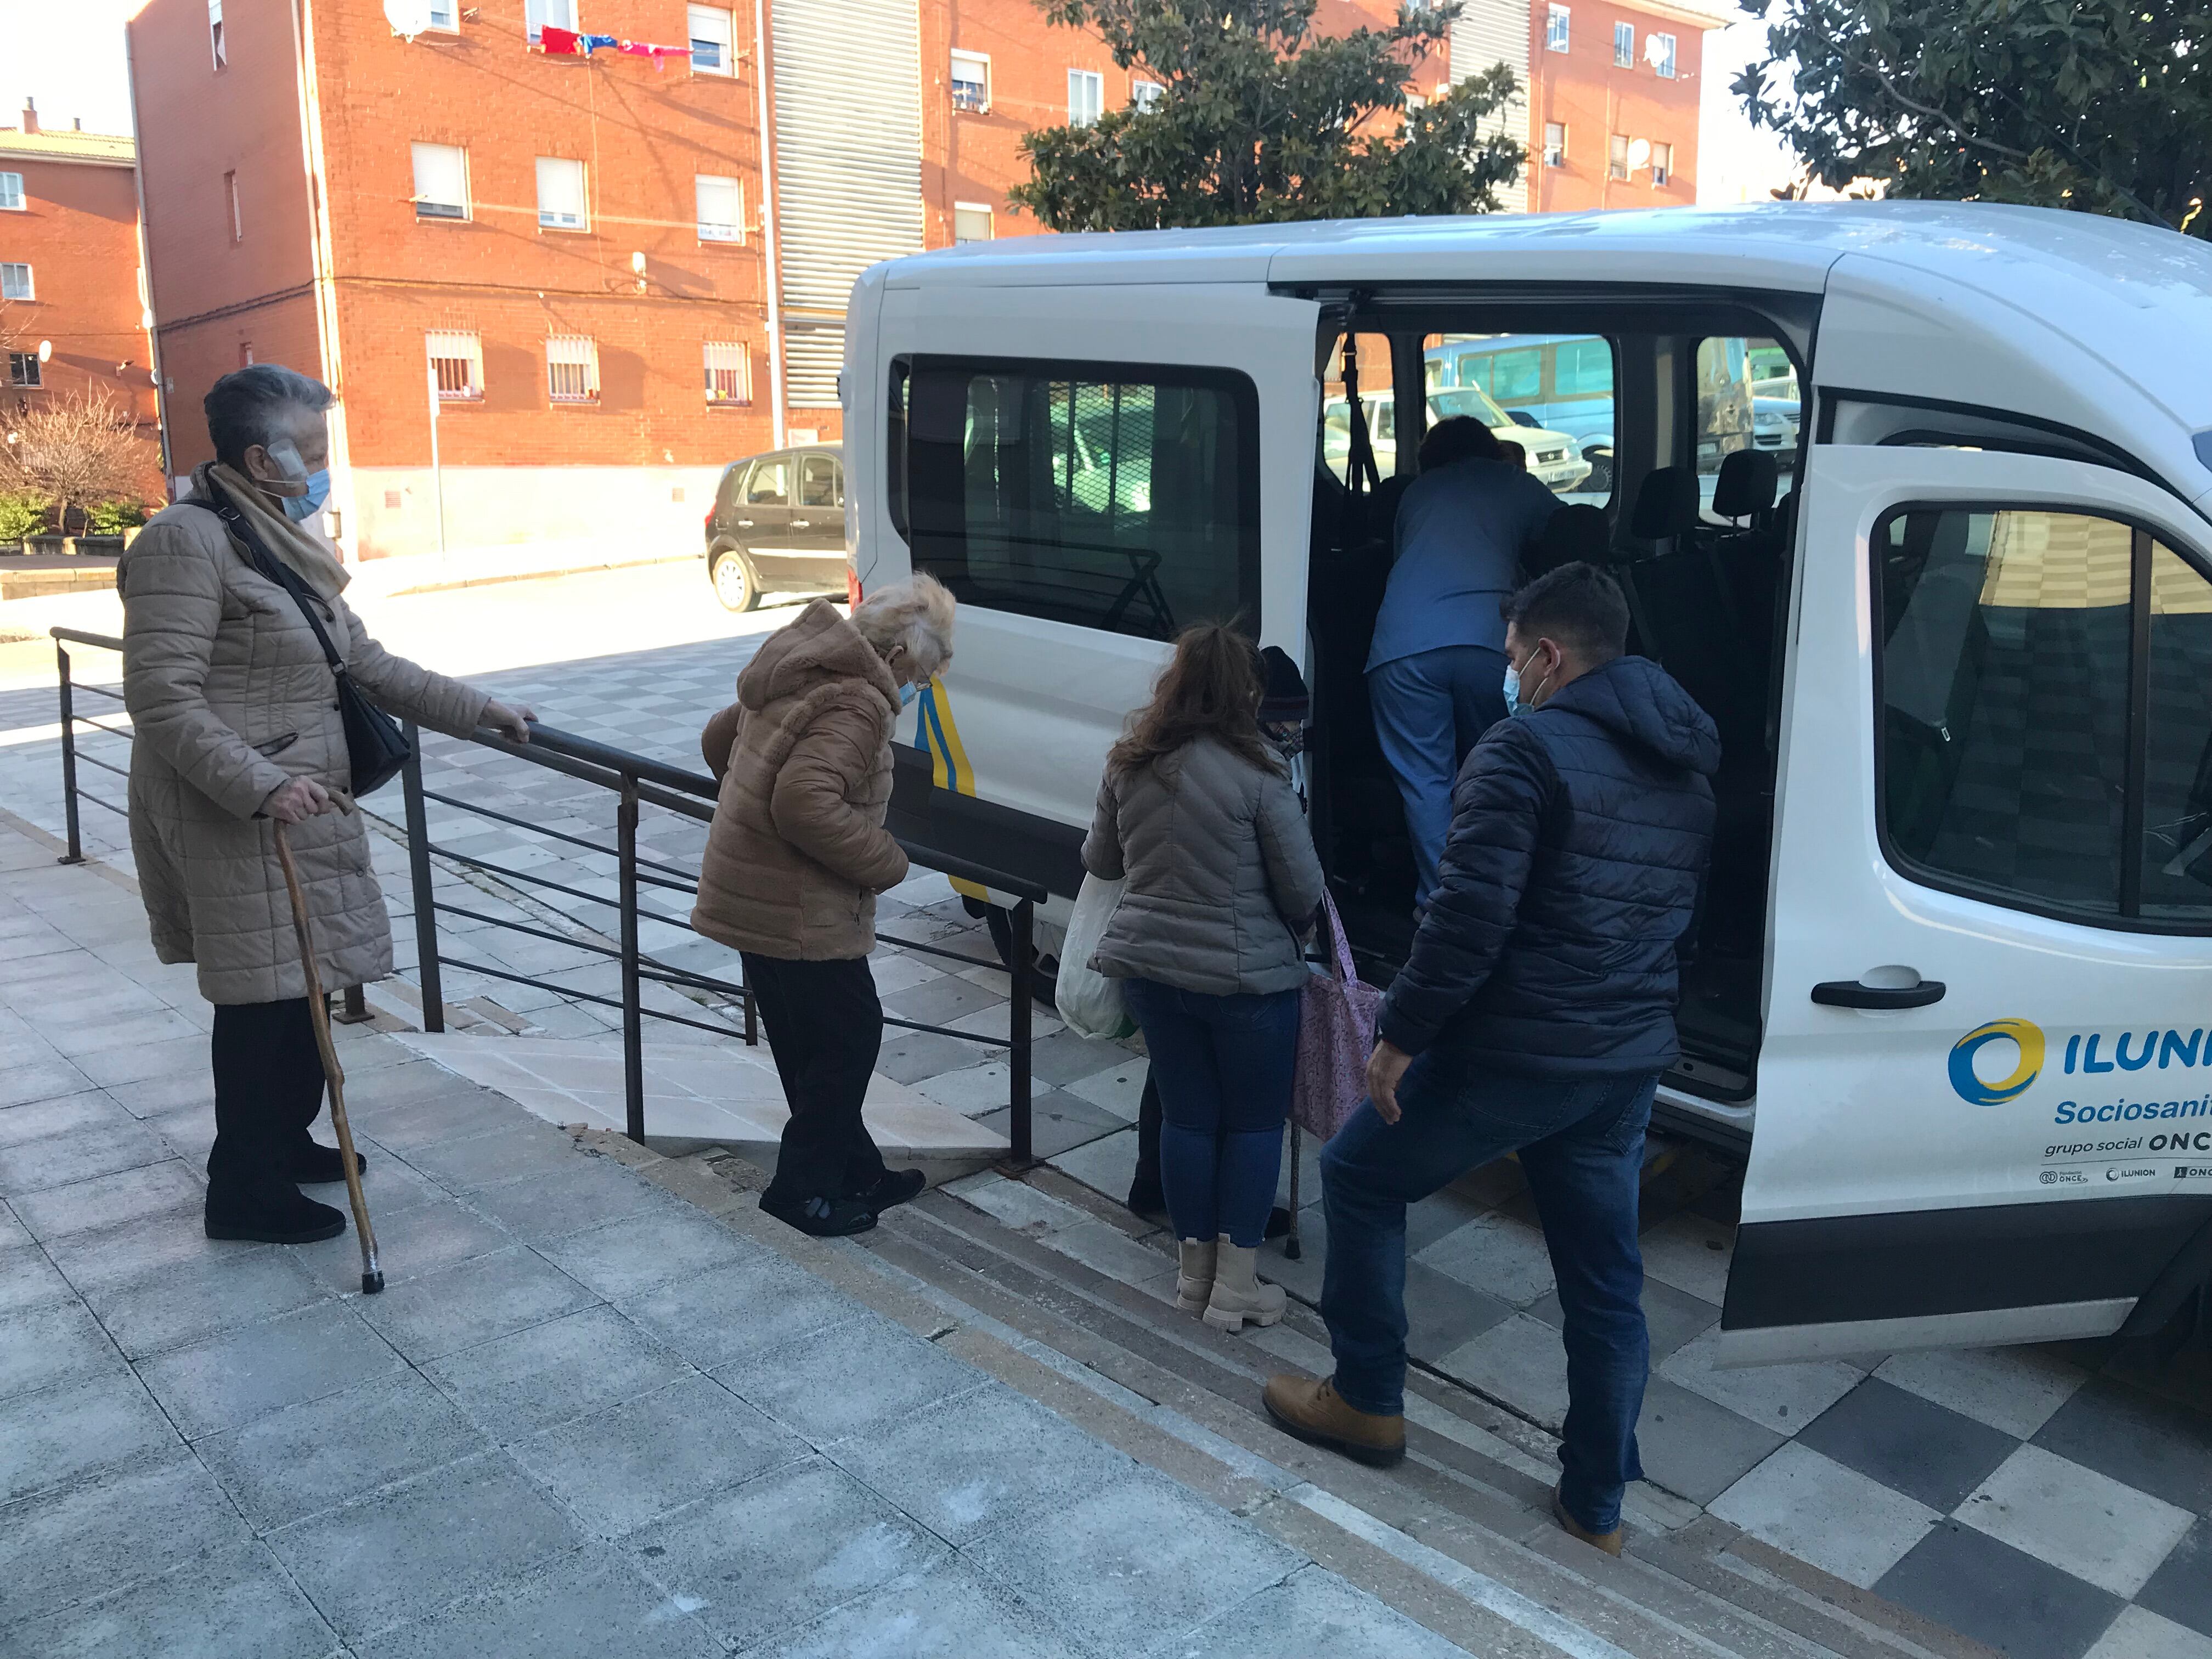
<box><xmin>838</xmin><ymin>1172</ymin><xmax>2001</xmax><ymax>1659</ymax></box>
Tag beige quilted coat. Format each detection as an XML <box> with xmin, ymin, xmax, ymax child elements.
<box><xmin>691</xmin><ymin>600</ymin><xmax>909</xmax><ymax>960</ymax></box>
<box><xmin>120</xmin><ymin>493</ymin><xmax>490</xmax><ymax>1005</ymax></box>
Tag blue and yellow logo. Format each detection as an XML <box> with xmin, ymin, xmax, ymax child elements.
<box><xmin>1949</xmin><ymin>1019</ymin><xmax>2046</xmax><ymax>1106</ymax></box>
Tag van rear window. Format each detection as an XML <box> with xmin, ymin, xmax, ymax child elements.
<box><xmin>891</xmin><ymin>356</ymin><xmax>1260</xmax><ymax>640</ymax></box>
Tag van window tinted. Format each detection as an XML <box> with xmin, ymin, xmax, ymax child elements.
<box><xmin>896</xmin><ymin>357</ymin><xmax>1259</xmax><ymax>640</ymax></box>
<box><xmin>1697</xmin><ymin>336</ymin><xmax>1797</xmax><ymax>519</ymax></box>
<box><xmin>1878</xmin><ymin>506</ymin><xmax>2212</xmax><ymax>926</ymax></box>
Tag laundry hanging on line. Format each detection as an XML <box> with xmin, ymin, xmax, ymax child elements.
<box><xmin>537</xmin><ymin>24</ymin><xmax>694</xmax><ymax>66</ymax></box>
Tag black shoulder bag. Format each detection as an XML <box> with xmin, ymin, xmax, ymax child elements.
<box><xmin>189</xmin><ymin>498</ymin><xmax>414</xmax><ymax>797</ymax></box>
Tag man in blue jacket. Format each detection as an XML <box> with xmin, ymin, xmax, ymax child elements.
<box><xmin>1265</xmin><ymin>562</ymin><xmax>1718</xmax><ymax>1557</ymax></box>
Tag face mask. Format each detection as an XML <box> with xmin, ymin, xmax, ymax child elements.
<box><xmin>253</xmin><ymin>439</ymin><xmax>329</xmax><ymax>521</ymax></box>
<box><xmin>1504</xmin><ymin>654</ymin><xmax>1552</xmax><ymax>719</ymax></box>
<box><xmin>284</xmin><ymin>469</ymin><xmax>331</xmax><ymax>523</ymax></box>
<box><xmin>899</xmin><ymin>681</ymin><xmax>918</xmax><ymax>708</ymax></box>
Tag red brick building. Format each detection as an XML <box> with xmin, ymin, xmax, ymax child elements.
<box><xmin>1521</xmin><ymin>0</ymin><xmax>1722</xmax><ymax>211</ymax></box>
<box><xmin>0</xmin><ymin>105</ymin><xmax>163</xmax><ymax>509</ymax></box>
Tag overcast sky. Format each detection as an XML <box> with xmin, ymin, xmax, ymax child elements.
<box><xmin>7</xmin><ymin>0</ymin><xmax>1798</xmax><ymax>201</ymax></box>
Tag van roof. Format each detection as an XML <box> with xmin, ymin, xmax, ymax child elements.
<box><xmin>882</xmin><ymin>202</ymin><xmax>2212</xmax><ymax>508</ymax></box>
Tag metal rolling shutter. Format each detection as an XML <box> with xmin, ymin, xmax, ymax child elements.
<box><xmin>770</xmin><ymin>0</ymin><xmax>922</xmax><ymax>322</ymax></box>
<box><xmin>1450</xmin><ymin>0</ymin><xmax>1531</xmax><ymax>213</ymax></box>
<box><xmin>783</xmin><ymin>323</ymin><xmax>845</xmax><ymax>409</ymax></box>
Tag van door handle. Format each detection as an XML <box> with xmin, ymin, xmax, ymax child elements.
<box><xmin>1812</xmin><ymin>979</ymin><xmax>1947</xmax><ymax>1009</ymax></box>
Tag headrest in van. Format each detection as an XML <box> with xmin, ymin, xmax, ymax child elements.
<box><xmin>1712</xmin><ymin>450</ymin><xmax>1779</xmax><ymax>520</ymax></box>
<box><xmin>1629</xmin><ymin>467</ymin><xmax>1699</xmax><ymax>541</ymax></box>
<box><xmin>1527</xmin><ymin>503</ymin><xmax>1611</xmax><ymax>577</ymax></box>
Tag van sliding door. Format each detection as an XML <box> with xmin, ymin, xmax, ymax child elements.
<box><xmin>1727</xmin><ymin>445</ymin><xmax>2212</xmax><ymax>1364</ymax></box>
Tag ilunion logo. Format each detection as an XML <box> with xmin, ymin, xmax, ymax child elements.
<box><xmin>1949</xmin><ymin>1019</ymin><xmax>2046</xmax><ymax>1106</ymax></box>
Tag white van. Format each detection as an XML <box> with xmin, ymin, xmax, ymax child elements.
<box><xmin>848</xmin><ymin>202</ymin><xmax>2212</xmax><ymax>1364</ymax></box>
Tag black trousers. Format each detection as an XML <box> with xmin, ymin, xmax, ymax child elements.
<box><xmin>208</xmin><ymin>997</ymin><xmax>326</xmax><ymax>1197</ymax></box>
<box><xmin>742</xmin><ymin>953</ymin><xmax>888</xmax><ymax>1202</ymax></box>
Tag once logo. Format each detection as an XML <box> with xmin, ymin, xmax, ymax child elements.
<box><xmin>1950</xmin><ymin>1019</ymin><xmax>2046</xmax><ymax>1107</ymax></box>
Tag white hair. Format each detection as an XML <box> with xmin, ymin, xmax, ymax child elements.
<box><xmin>850</xmin><ymin>572</ymin><xmax>956</xmax><ymax>678</ymax></box>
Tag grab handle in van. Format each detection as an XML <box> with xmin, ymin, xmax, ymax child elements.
<box><xmin>1810</xmin><ymin>979</ymin><xmax>1947</xmax><ymax>1010</ymax></box>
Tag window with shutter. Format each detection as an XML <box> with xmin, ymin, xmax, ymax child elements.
<box><xmin>953</xmin><ymin>203</ymin><xmax>992</xmax><ymax>244</ymax></box>
<box><xmin>696</xmin><ymin>174</ymin><xmax>744</xmax><ymax>241</ymax></box>
<box><xmin>524</xmin><ymin>0</ymin><xmax>576</xmax><ymax>42</ymax></box>
<box><xmin>536</xmin><ymin>157</ymin><xmax>588</xmax><ymax>230</ymax></box>
<box><xmin>412</xmin><ymin>143</ymin><xmax>469</xmax><ymax>219</ymax></box>
<box><xmin>950</xmin><ymin>49</ymin><xmax>990</xmax><ymax>111</ymax></box>
<box><xmin>688</xmin><ymin>5</ymin><xmax>735</xmax><ymax>74</ymax></box>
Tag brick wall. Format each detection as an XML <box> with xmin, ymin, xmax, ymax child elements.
<box><xmin>0</xmin><ymin>137</ymin><xmax>164</xmax><ymax>503</ymax></box>
<box><xmin>1526</xmin><ymin>0</ymin><xmax>1707</xmax><ymax>212</ymax></box>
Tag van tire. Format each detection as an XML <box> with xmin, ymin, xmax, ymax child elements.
<box><xmin>985</xmin><ymin>906</ymin><xmax>1060</xmax><ymax>1009</ymax></box>
<box><xmin>710</xmin><ymin>545</ymin><xmax>761</xmax><ymax>613</ymax></box>
<box><xmin>1583</xmin><ymin>445</ymin><xmax>1614</xmax><ymax>494</ymax></box>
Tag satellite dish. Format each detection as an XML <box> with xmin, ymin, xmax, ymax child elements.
<box><xmin>1627</xmin><ymin>138</ymin><xmax>1651</xmax><ymax>171</ymax></box>
<box><xmin>36</xmin><ymin>339</ymin><xmax>51</xmax><ymax>363</ymax></box>
<box><xmin>383</xmin><ymin>0</ymin><xmax>435</xmax><ymax>38</ymax></box>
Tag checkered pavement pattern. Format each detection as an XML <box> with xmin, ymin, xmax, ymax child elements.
<box><xmin>9</xmin><ymin>622</ymin><xmax>2210</xmax><ymax>1659</ymax></box>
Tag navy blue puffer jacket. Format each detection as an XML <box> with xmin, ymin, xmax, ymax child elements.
<box><xmin>1378</xmin><ymin>654</ymin><xmax>1719</xmax><ymax>1075</ymax></box>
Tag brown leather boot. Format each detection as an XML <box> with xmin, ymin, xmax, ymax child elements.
<box><xmin>1551</xmin><ymin>1485</ymin><xmax>1624</xmax><ymax>1556</ymax></box>
<box><xmin>1262</xmin><ymin>1374</ymin><xmax>1405</xmax><ymax>1468</ymax></box>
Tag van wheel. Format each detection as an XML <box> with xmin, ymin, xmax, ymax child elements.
<box><xmin>710</xmin><ymin>547</ymin><xmax>760</xmax><ymax>613</ymax></box>
<box><xmin>1583</xmin><ymin>447</ymin><xmax>1614</xmax><ymax>494</ymax></box>
<box><xmin>985</xmin><ymin>906</ymin><xmax>1060</xmax><ymax>1009</ymax></box>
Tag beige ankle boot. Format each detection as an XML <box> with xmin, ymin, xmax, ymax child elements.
<box><xmin>1175</xmin><ymin>1238</ymin><xmax>1217</xmax><ymax>1313</ymax></box>
<box><xmin>1204</xmin><ymin>1235</ymin><xmax>1285</xmax><ymax>1333</ymax></box>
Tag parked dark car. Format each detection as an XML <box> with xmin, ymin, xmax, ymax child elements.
<box><xmin>704</xmin><ymin>443</ymin><xmax>848</xmax><ymax>612</ymax></box>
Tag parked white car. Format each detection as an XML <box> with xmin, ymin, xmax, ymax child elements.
<box><xmin>847</xmin><ymin>202</ymin><xmax>2212</xmax><ymax>1367</ymax></box>
<box><xmin>1321</xmin><ymin>388</ymin><xmax>1594</xmax><ymax>495</ymax></box>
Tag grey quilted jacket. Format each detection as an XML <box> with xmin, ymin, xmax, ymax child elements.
<box><xmin>1081</xmin><ymin>738</ymin><xmax>1326</xmax><ymax>997</ymax></box>
<box><xmin>120</xmin><ymin>492</ymin><xmax>491</xmax><ymax>1005</ymax></box>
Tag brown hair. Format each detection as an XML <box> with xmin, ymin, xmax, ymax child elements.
<box><xmin>1108</xmin><ymin>624</ymin><xmax>1279</xmax><ymax>780</ymax></box>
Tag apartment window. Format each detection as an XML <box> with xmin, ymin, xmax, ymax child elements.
<box><xmin>0</xmin><ymin>264</ymin><xmax>33</xmax><ymax>301</ymax></box>
<box><xmin>950</xmin><ymin>49</ymin><xmax>990</xmax><ymax>112</ymax></box>
<box><xmin>7</xmin><ymin>352</ymin><xmax>39</xmax><ymax>388</ymax></box>
<box><xmin>426</xmin><ymin>0</ymin><xmax>457</xmax><ymax>27</ymax></box>
<box><xmin>1651</xmin><ymin>32</ymin><xmax>1677</xmax><ymax>76</ymax></box>
<box><xmin>0</xmin><ymin>173</ymin><xmax>22</xmax><ymax>212</ymax></box>
<box><xmin>224</xmin><ymin>171</ymin><xmax>242</xmax><ymax>242</ymax></box>
<box><xmin>1544</xmin><ymin>4</ymin><xmax>1569</xmax><ymax>53</ymax></box>
<box><xmin>703</xmin><ymin>341</ymin><xmax>751</xmax><ymax>405</ymax></box>
<box><xmin>952</xmin><ymin>202</ymin><xmax>993</xmax><ymax>245</ymax></box>
<box><xmin>524</xmin><ymin>0</ymin><xmax>576</xmax><ymax>44</ymax></box>
<box><xmin>1131</xmin><ymin>77</ymin><xmax>1164</xmax><ymax>113</ymax></box>
<box><xmin>209</xmin><ymin>0</ymin><xmax>225</xmax><ymax>69</ymax></box>
<box><xmin>1651</xmin><ymin>141</ymin><xmax>1672</xmax><ymax>186</ymax></box>
<box><xmin>426</xmin><ymin>330</ymin><xmax>482</xmax><ymax>399</ymax></box>
<box><xmin>412</xmin><ymin>142</ymin><xmax>469</xmax><ymax>219</ymax></box>
<box><xmin>1612</xmin><ymin>21</ymin><xmax>1633</xmax><ymax>66</ymax></box>
<box><xmin>696</xmin><ymin>174</ymin><xmax>744</xmax><ymax>242</ymax></box>
<box><xmin>687</xmin><ymin>5</ymin><xmax>735</xmax><ymax>74</ymax></box>
<box><xmin>238</xmin><ymin>342</ymin><xmax>255</xmax><ymax>366</ymax></box>
<box><xmin>1068</xmin><ymin>69</ymin><xmax>1103</xmax><ymax>126</ymax></box>
<box><xmin>535</xmin><ymin>156</ymin><xmax>588</xmax><ymax>230</ymax></box>
<box><xmin>1543</xmin><ymin>121</ymin><xmax>1566</xmax><ymax>166</ymax></box>
<box><xmin>546</xmin><ymin>334</ymin><xmax>599</xmax><ymax>402</ymax></box>
<box><xmin>893</xmin><ymin>357</ymin><xmax>1260</xmax><ymax>640</ymax></box>
<box><xmin>1609</xmin><ymin>134</ymin><xmax>1629</xmax><ymax>180</ymax></box>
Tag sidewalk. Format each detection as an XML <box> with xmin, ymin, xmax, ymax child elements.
<box><xmin>0</xmin><ymin>817</ymin><xmax>1486</xmax><ymax>1657</ymax></box>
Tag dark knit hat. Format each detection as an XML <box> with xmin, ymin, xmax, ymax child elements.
<box><xmin>1258</xmin><ymin>646</ymin><xmax>1309</xmax><ymax>726</ymax></box>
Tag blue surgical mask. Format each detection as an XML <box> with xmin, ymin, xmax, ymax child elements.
<box><xmin>899</xmin><ymin>681</ymin><xmax>918</xmax><ymax>708</ymax></box>
<box><xmin>1503</xmin><ymin>656</ymin><xmax>1551</xmax><ymax>719</ymax></box>
<box><xmin>283</xmin><ymin>469</ymin><xmax>331</xmax><ymax>523</ymax></box>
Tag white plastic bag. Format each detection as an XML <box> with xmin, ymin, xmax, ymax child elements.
<box><xmin>1054</xmin><ymin>873</ymin><xmax>1135</xmax><ymax>1041</ymax></box>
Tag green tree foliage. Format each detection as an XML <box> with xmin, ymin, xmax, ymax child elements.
<box><xmin>1009</xmin><ymin>0</ymin><xmax>1524</xmax><ymax>231</ymax></box>
<box><xmin>1736</xmin><ymin>0</ymin><xmax>2211</xmax><ymax>234</ymax></box>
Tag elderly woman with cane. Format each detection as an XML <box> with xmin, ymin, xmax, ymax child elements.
<box><xmin>122</xmin><ymin>364</ymin><xmax>531</xmax><ymax>1246</ymax></box>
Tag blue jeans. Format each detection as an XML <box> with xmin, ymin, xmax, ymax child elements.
<box><xmin>1121</xmin><ymin>978</ymin><xmax>1300</xmax><ymax>1248</ymax></box>
<box><xmin>1367</xmin><ymin>645</ymin><xmax>1509</xmax><ymax>912</ymax></box>
<box><xmin>1319</xmin><ymin>1057</ymin><xmax>1658</xmax><ymax>1534</ymax></box>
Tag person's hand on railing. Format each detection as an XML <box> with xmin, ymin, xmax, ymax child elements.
<box><xmin>264</xmin><ymin>777</ymin><xmax>335</xmax><ymax>823</ymax></box>
<box><xmin>482</xmin><ymin>700</ymin><xmax>537</xmax><ymax>744</ymax></box>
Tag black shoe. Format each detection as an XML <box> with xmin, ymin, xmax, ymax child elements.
<box><xmin>1126</xmin><ymin>1178</ymin><xmax>1168</xmax><ymax>1223</ymax></box>
<box><xmin>760</xmin><ymin>1189</ymin><xmax>878</xmax><ymax>1238</ymax></box>
<box><xmin>1264</xmin><ymin>1205</ymin><xmax>1293</xmax><ymax>1241</ymax></box>
<box><xmin>859</xmin><ymin>1169</ymin><xmax>927</xmax><ymax>1212</ymax></box>
<box><xmin>290</xmin><ymin>1141</ymin><xmax>366</xmax><ymax>1185</ymax></box>
<box><xmin>205</xmin><ymin>1184</ymin><xmax>347</xmax><ymax>1245</ymax></box>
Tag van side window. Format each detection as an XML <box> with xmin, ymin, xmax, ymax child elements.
<box><xmin>1694</xmin><ymin>336</ymin><xmax>1800</xmax><ymax>514</ymax></box>
<box><xmin>1877</xmin><ymin>506</ymin><xmax>2212</xmax><ymax>927</ymax></box>
<box><xmin>896</xmin><ymin>356</ymin><xmax>1259</xmax><ymax>640</ymax></box>
<box><xmin>1424</xmin><ymin>332</ymin><xmax>1617</xmax><ymax>503</ymax></box>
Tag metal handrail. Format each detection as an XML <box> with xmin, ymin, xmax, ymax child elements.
<box><xmin>46</xmin><ymin>630</ymin><xmax>1040</xmax><ymax>1164</ymax></box>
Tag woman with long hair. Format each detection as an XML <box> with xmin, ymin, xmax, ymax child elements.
<box><xmin>1082</xmin><ymin>625</ymin><xmax>1325</xmax><ymax>1330</ymax></box>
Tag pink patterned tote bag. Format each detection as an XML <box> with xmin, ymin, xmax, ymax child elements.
<box><xmin>1291</xmin><ymin>890</ymin><xmax>1383</xmax><ymax>1142</ymax></box>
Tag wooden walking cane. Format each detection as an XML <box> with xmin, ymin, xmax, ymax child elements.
<box><xmin>272</xmin><ymin>805</ymin><xmax>384</xmax><ymax>1294</ymax></box>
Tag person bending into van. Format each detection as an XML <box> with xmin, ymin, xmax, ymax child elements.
<box><xmin>1367</xmin><ymin>415</ymin><xmax>1561</xmax><ymax>913</ymax></box>
<box><xmin>1265</xmin><ymin>564</ymin><xmax>1717</xmax><ymax>1557</ymax></box>
<box><xmin>692</xmin><ymin>575</ymin><xmax>955</xmax><ymax>1237</ymax></box>
<box><xmin>1083</xmin><ymin>626</ymin><xmax>1325</xmax><ymax>1332</ymax></box>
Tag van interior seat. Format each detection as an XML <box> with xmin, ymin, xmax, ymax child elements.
<box><xmin>1527</xmin><ymin>502</ymin><xmax>1610</xmax><ymax>581</ymax></box>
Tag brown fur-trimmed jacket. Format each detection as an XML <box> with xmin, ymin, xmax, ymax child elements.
<box><xmin>120</xmin><ymin>491</ymin><xmax>490</xmax><ymax>1005</ymax></box>
<box><xmin>692</xmin><ymin>600</ymin><xmax>909</xmax><ymax>961</ymax></box>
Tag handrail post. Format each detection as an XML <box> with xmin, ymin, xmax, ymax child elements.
<box><xmin>54</xmin><ymin>641</ymin><xmax>84</xmax><ymax>865</ymax></box>
<box><xmin>1007</xmin><ymin>898</ymin><xmax>1035</xmax><ymax>1169</ymax></box>
<box><xmin>617</xmin><ymin>776</ymin><xmax>646</xmax><ymax>1144</ymax></box>
<box><xmin>399</xmin><ymin>726</ymin><xmax>444</xmax><ymax>1034</ymax></box>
